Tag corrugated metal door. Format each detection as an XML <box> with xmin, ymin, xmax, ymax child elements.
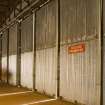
<box><xmin>21</xmin><ymin>15</ymin><xmax>33</xmax><ymax>89</ymax></box>
<box><xmin>9</xmin><ymin>24</ymin><xmax>17</xmax><ymax>85</ymax></box>
<box><xmin>60</xmin><ymin>0</ymin><xmax>101</xmax><ymax>105</ymax></box>
<box><xmin>35</xmin><ymin>0</ymin><xmax>57</xmax><ymax>96</ymax></box>
<box><xmin>2</xmin><ymin>30</ymin><xmax>8</xmax><ymax>82</ymax></box>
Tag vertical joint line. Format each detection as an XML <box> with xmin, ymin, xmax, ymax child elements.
<box><xmin>17</xmin><ymin>22</ymin><xmax>21</xmax><ymax>86</ymax></box>
<box><xmin>57</xmin><ymin>0</ymin><xmax>61</xmax><ymax>98</ymax></box>
<box><xmin>7</xmin><ymin>28</ymin><xmax>9</xmax><ymax>84</ymax></box>
<box><xmin>33</xmin><ymin>12</ymin><xmax>36</xmax><ymax>91</ymax></box>
<box><xmin>0</xmin><ymin>37</ymin><xmax>2</xmax><ymax>81</ymax></box>
<box><xmin>101</xmin><ymin>0</ymin><xmax>103</xmax><ymax>105</ymax></box>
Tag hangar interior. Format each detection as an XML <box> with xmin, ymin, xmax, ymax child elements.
<box><xmin>0</xmin><ymin>0</ymin><xmax>104</xmax><ymax>105</ymax></box>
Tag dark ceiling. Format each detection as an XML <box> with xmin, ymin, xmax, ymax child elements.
<box><xmin>0</xmin><ymin>0</ymin><xmax>20</xmax><ymax>26</ymax></box>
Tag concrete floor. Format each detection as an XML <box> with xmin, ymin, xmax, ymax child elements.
<box><xmin>0</xmin><ymin>83</ymin><xmax>75</xmax><ymax>105</ymax></box>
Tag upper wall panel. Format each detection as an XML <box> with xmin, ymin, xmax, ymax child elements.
<box><xmin>21</xmin><ymin>15</ymin><xmax>33</xmax><ymax>53</ymax></box>
<box><xmin>60</xmin><ymin>0</ymin><xmax>100</xmax><ymax>44</ymax></box>
<box><xmin>36</xmin><ymin>0</ymin><xmax>57</xmax><ymax>49</ymax></box>
<box><xmin>2</xmin><ymin>30</ymin><xmax>8</xmax><ymax>57</ymax></box>
<box><xmin>9</xmin><ymin>24</ymin><xmax>17</xmax><ymax>55</ymax></box>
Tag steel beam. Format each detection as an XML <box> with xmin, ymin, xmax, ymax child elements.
<box><xmin>0</xmin><ymin>0</ymin><xmax>51</xmax><ymax>32</ymax></box>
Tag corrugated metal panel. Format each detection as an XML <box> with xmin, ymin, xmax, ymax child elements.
<box><xmin>86</xmin><ymin>0</ymin><xmax>99</xmax><ymax>38</ymax></box>
<box><xmin>9</xmin><ymin>24</ymin><xmax>17</xmax><ymax>55</ymax></box>
<box><xmin>36</xmin><ymin>48</ymin><xmax>57</xmax><ymax>96</ymax></box>
<box><xmin>35</xmin><ymin>0</ymin><xmax>57</xmax><ymax>96</ymax></box>
<box><xmin>2</xmin><ymin>30</ymin><xmax>7</xmax><ymax>57</ymax></box>
<box><xmin>60</xmin><ymin>0</ymin><xmax>99</xmax><ymax>44</ymax></box>
<box><xmin>60</xmin><ymin>0</ymin><xmax>100</xmax><ymax>105</ymax></box>
<box><xmin>9</xmin><ymin>55</ymin><xmax>17</xmax><ymax>85</ymax></box>
<box><xmin>9</xmin><ymin>24</ymin><xmax>17</xmax><ymax>85</ymax></box>
<box><xmin>21</xmin><ymin>15</ymin><xmax>33</xmax><ymax>53</ymax></box>
<box><xmin>60</xmin><ymin>39</ymin><xmax>100</xmax><ymax>105</ymax></box>
<box><xmin>21</xmin><ymin>15</ymin><xmax>33</xmax><ymax>89</ymax></box>
<box><xmin>21</xmin><ymin>52</ymin><xmax>33</xmax><ymax>89</ymax></box>
<box><xmin>2</xmin><ymin>57</ymin><xmax>7</xmax><ymax>82</ymax></box>
<box><xmin>2</xmin><ymin>30</ymin><xmax>8</xmax><ymax>82</ymax></box>
<box><xmin>36</xmin><ymin>0</ymin><xmax>56</xmax><ymax>49</ymax></box>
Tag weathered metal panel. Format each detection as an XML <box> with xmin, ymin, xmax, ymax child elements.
<box><xmin>35</xmin><ymin>0</ymin><xmax>57</xmax><ymax>96</ymax></box>
<box><xmin>60</xmin><ymin>0</ymin><xmax>99</xmax><ymax>44</ymax></box>
<box><xmin>9</xmin><ymin>24</ymin><xmax>17</xmax><ymax>55</ymax></box>
<box><xmin>60</xmin><ymin>39</ymin><xmax>100</xmax><ymax>105</ymax></box>
<box><xmin>21</xmin><ymin>52</ymin><xmax>33</xmax><ymax>89</ymax></box>
<box><xmin>2</xmin><ymin>30</ymin><xmax>7</xmax><ymax>57</ymax></box>
<box><xmin>2</xmin><ymin>30</ymin><xmax>8</xmax><ymax>82</ymax></box>
<box><xmin>36</xmin><ymin>0</ymin><xmax>56</xmax><ymax>49</ymax></box>
<box><xmin>9</xmin><ymin>55</ymin><xmax>17</xmax><ymax>85</ymax></box>
<box><xmin>2</xmin><ymin>57</ymin><xmax>7</xmax><ymax>82</ymax></box>
<box><xmin>8</xmin><ymin>24</ymin><xmax>17</xmax><ymax>85</ymax></box>
<box><xmin>21</xmin><ymin>15</ymin><xmax>33</xmax><ymax>53</ymax></box>
<box><xmin>36</xmin><ymin>48</ymin><xmax>57</xmax><ymax>96</ymax></box>
<box><xmin>60</xmin><ymin>0</ymin><xmax>100</xmax><ymax>105</ymax></box>
<box><xmin>21</xmin><ymin>15</ymin><xmax>33</xmax><ymax>89</ymax></box>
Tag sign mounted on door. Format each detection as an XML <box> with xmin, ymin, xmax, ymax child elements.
<box><xmin>68</xmin><ymin>43</ymin><xmax>85</xmax><ymax>54</ymax></box>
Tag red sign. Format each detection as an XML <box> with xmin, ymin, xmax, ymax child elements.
<box><xmin>68</xmin><ymin>43</ymin><xmax>85</xmax><ymax>54</ymax></box>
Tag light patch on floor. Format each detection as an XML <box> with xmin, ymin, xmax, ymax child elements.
<box><xmin>22</xmin><ymin>99</ymin><xmax>57</xmax><ymax>105</ymax></box>
<box><xmin>0</xmin><ymin>91</ymin><xmax>32</xmax><ymax>97</ymax></box>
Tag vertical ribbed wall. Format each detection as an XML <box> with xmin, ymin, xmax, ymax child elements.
<box><xmin>60</xmin><ymin>40</ymin><xmax>100</xmax><ymax>105</ymax></box>
<box><xmin>35</xmin><ymin>0</ymin><xmax>57</xmax><ymax>96</ymax></box>
<box><xmin>2</xmin><ymin>30</ymin><xmax>8</xmax><ymax>82</ymax></box>
<box><xmin>2</xmin><ymin>30</ymin><xmax>7</xmax><ymax>82</ymax></box>
<box><xmin>21</xmin><ymin>15</ymin><xmax>33</xmax><ymax>89</ymax></box>
<box><xmin>0</xmin><ymin>0</ymin><xmax>102</xmax><ymax>105</ymax></box>
<box><xmin>9</xmin><ymin>24</ymin><xmax>17</xmax><ymax>85</ymax></box>
<box><xmin>60</xmin><ymin>0</ymin><xmax>101</xmax><ymax>105</ymax></box>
